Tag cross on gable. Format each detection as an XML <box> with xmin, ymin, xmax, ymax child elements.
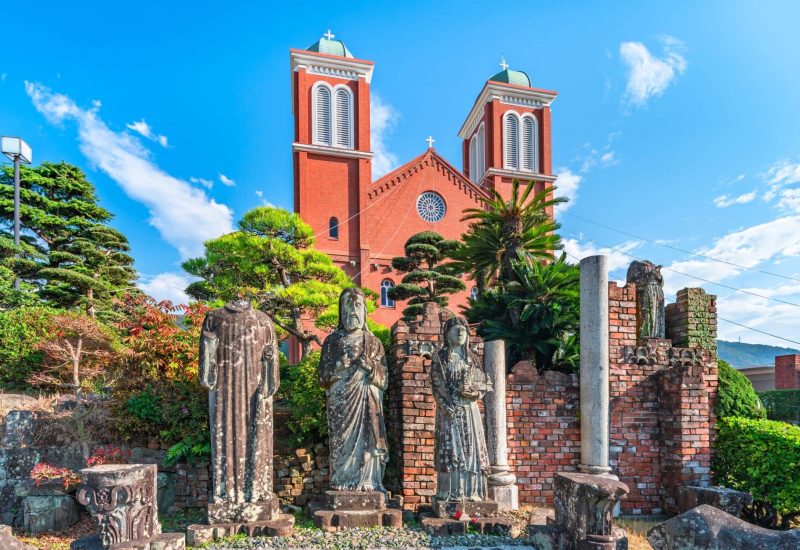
<box><xmin>426</xmin><ymin>136</ymin><xmax>435</xmax><ymax>149</ymax></box>
<box><xmin>324</xmin><ymin>29</ymin><xmax>335</xmax><ymax>40</ymax></box>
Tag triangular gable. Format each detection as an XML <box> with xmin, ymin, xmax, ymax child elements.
<box><xmin>368</xmin><ymin>149</ymin><xmax>489</xmax><ymax>205</ymax></box>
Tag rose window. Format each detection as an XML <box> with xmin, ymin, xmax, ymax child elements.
<box><xmin>416</xmin><ymin>192</ymin><xmax>446</xmax><ymax>222</ymax></box>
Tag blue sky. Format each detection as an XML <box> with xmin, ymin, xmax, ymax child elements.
<box><xmin>2</xmin><ymin>0</ymin><xmax>800</xmax><ymax>348</ymax></box>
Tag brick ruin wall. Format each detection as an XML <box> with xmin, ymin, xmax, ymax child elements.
<box><xmin>388</xmin><ymin>285</ymin><xmax>718</xmax><ymax>515</ymax></box>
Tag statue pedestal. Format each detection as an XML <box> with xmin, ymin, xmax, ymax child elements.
<box><xmin>309</xmin><ymin>490</ymin><xmax>402</xmax><ymax>532</ymax></box>
<box><xmin>421</xmin><ymin>498</ymin><xmax>513</xmax><ymax>536</ymax></box>
<box><xmin>207</xmin><ymin>495</ymin><xmax>279</xmax><ymax>524</ymax></box>
<box><xmin>432</xmin><ymin>497</ymin><xmax>499</xmax><ymax>519</ymax></box>
<box><xmin>188</xmin><ymin>493</ymin><xmax>294</xmax><ymax>545</ymax></box>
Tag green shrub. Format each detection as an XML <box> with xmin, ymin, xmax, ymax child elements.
<box><xmin>714</xmin><ymin>416</ymin><xmax>800</xmax><ymax>514</ymax></box>
<box><xmin>759</xmin><ymin>389</ymin><xmax>800</xmax><ymax>423</ymax></box>
<box><xmin>279</xmin><ymin>351</ymin><xmax>327</xmax><ymax>445</ymax></box>
<box><xmin>0</xmin><ymin>306</ymin><xmax>59</xmax><ymax>390</ymax></box>
<box><xmin>717</xmin><ymin>359</ymin><xmax>766</xmax><ymax>419</ymax></box>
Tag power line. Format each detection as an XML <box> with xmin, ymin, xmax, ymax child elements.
<box><xmin>564</xmin><ymin>232</ymin><xmax>800</xmax><ymax>309</ymax></box>
<box><xmin>718</xmin><ymin>317</ymin><xmax>800</xmax><ymax>346</ymax></box>
<box><xmin>557</xmin><ymin>207</ymin><xmax>800</xmax><ymax>284</ymax></box>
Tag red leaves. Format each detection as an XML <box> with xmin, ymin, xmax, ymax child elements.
<box><xmin>86</xmin><ymin>446</ymin><xmax>130</xmax><ymax>467</ymax></box>
<box><xmin>30</xmin><ymin>463</ymin><xmax>81</xmax><ymax>490</ymax></box>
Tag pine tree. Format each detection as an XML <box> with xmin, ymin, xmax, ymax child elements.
<box><xmin>388</xmin><ymin>231</ymin><xmax>465</xmax><ymax>320</ymax></box>
<box><xmin>0</xmin><ymin>162</ymin><xmax>137</xmax><ymax>316</ymax></box>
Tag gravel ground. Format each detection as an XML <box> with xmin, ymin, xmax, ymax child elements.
<box><xmin>200</xmin><ymin>526</ymin><xmax>537</xmax><ymax>550</ymax></box>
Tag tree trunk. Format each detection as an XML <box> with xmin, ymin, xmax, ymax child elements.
<box><xmin>72</xmin><ymin>338</ymin><xmax>90</xmax><ymax>460</ymax></box>
<box><xmin>86</xmin><ymin>287</ymin><xmax>96</xmax><ymax>318</ymax></box>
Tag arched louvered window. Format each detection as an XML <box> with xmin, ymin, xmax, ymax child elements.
<box><xmin>313</xmin><ymin>83</ymin><xmax>332</xmax><ymax>146</ymax></box>
<box><xmin>503</xmin><ymin>113</ymin><xmax>519</xmax><ymax>170</ymax></box>
<box><xmin>469</xmin><ymin>137</ymin><xmax>477</xmax><ymax>182</ymax></box>
<box><xmin>476</xmin><ymin>123</ymin><xmax>486</xmax><ymax>182</ymax></box>
<box><xmin>381</xmin><ymin>279</ymin><xmax>395</xmax><ymax>308</ymax></box>
<box><xmin>470</xmin><ymin>287</ymin><xmax>478</xmax><ymax>300</ymax></box>
<box><xmin>329</xmin><ymin>217</ymin><xmax>339</xmax><ymax>239</ymax></box>
<box><xmin>334</xmin><ymin>87</ymin><xmax>353</xmax><ymax>148</ymax></box>
<box><xmin>521</xmin><ymin>115</ymin><xmax>538</xmax><ymax>172</ymax></box>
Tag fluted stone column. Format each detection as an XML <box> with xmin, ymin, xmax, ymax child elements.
<box><xmin>579</xmin><ymin>255</ymin><xmax>612</xmax><ymax>475</ymax></box>
<box><xmin>484</xmin><ymin>339</ymin><xmax>518</xmax><ymax>510</ymax></box>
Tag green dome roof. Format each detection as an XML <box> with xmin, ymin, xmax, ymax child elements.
<box><xmin>306</xmin><ymin>37</ymin><xmax>354</xmax><ymax>58</ymax></box>
<box><xmin>489</xmin><ymin>68</ymin><xmax>532</xmax><ymax>87</ymax></box>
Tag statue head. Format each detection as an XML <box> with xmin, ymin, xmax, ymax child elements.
<box><xmin>338</xmin><ymin>288</ymin><xmax>368</xmax><ymax>333</ymax></box>
<box><xmin>443</xmin><ymin>315</ymin><xmax>470</xmax><ymax>350</ymax></box>
<box><xmin>626</xmin><ymin>260</ymin><xmax>662</xmax><ymax>286</ymax></box>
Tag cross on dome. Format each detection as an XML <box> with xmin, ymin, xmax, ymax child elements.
<box><xmin>426</xmin><ymin>136</ymin><xmax>435</xmax><ymax>149</ymax></box>
<box><xmin>499</xmin><ymin>56</ymin><xmax>509</xmax><ymax>71</ymax></box>
<box><xmin>324</xmin><ymin>29</ymin><xmax>335</xmax><ymax>40</ymax></box>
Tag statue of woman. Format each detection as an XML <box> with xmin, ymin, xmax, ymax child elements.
<box><xmin>626</xmin><ymin>260</ymin><xmax>665</xmax><ymax>339</ymax></box>
<box><xmin>319</xmin><ymin>288</ymin><xmax>388</xmax><ymax>492</ymax></box>
<box><xmin>431</xmin><ymin>316</ymin><xmax>492</xmax><ymax>503</ymax></box>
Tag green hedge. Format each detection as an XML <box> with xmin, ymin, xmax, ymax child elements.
<box><xmin>714</xmin><ymin>416</ymin><xmax>800</xmax><ymax>513</ymax></box>
<box><xmin>759</xmin><ymin>389</ymin><xmax>800</xmax><ymax>423</ymax></box>
<box><xmin>279</xmin><ymin>351</ymin><xmax>327</xmax><ymax>445</ymax></box>
<box><xmin>716</xmin><ymin>359</ymin><xmax>766</xmax><ymax>419</ymax></box>
<box><xmin>0</xmin><ymin>306</ymin><xmax>58</xmax><ymax>390</ymax></box>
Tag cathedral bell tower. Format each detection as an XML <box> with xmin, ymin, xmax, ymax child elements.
<box><xmin>458</xmin><ymin>58</ymin><xmax>558</xmax><ymax>219</ymax></box>
<box><xmin>290</xmin><ymin>32</ymin><xmax>374</xmax><ymax>282</ymax></box>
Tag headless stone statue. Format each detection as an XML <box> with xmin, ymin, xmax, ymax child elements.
<box><xmin>432</xmin><ymin>316</ymin><xmax>493</xmax><ymax>513</ymax></box>
<box><xmin>319</xmin><ymin>288</ymin><xmax>388</xmax><ymax>492</ymax></box>
<box><xmin>199</xmin><ymin>300</ymin><xmax>279</xmax><ymax>524</ymax></box>
<box><xmin>626</xmin><ymin>260</ymin><xmax>665</xmax><ymax>340</ymax></box>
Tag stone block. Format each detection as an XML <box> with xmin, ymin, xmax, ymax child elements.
<box><xmin>2</xmin><ymin>411</ymin><xmax>35</xmax><ymax>448</ymax></box>
<box><xmin>648</xmin><ymin>505</ymin><xmax>800</xmax><ymax>549</ymax></box>
<box><xmin>432</xmin><ymin>498</ymin><xmax>498</xmax><ymax>519</ymax></box>
<box><xmin>421</xmin><ymin>517</ymin><xmax>466</xmax><ymax>536</ymax></box>
<box><xmin>0</xmin><ymin>524</ymin><xmax>36</xmax><ymax>550</ymax></box>
<box><xmin>677</xmin><ymin>486</ymin><xmax>752</xmax><ymax>518</ymax></box>
<box><xmin>186</xmin><ymin>514</ymin><xmax>294</xmax><ymax>546</ymax></box>
<box><xmin>23</xmin><ymin>495</ymin><xmax>79</xmax><ymax>534</ymax></box>
<box><xmin>207</xmin><ymin>494</ymin><xmax>279</xmax><ymax>524</ymax></box>
<box><xmin>323</xmin><ymin>490</ymin><xmax>386</xmax><ymax>511</ymax></box>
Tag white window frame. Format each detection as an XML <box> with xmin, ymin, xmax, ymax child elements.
<box><xmin>380</xmin><ymin>279</ymin><xmax>395</xmax><ymax>308</ymax></box>
<box><xmin>502</xmin><ymin>110</ymin><xmax>539</xmax><ymax>173</ymax></box>
<box><xmin>311</xmin><ymin>81</ymin><xmax>354</xmax><ymax>150</ymax></box>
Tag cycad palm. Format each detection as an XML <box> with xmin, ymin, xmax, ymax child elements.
<box><xmin>453</xmin><ymin>179</ymin><xmax>565</xmax><ymax>288</ymax></box>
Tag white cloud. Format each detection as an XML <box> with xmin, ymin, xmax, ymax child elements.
<box><xmin>554</xmin><ymin>168</ymin><xmax>582</xmax><ymax>210</ymax></box>
<box><xmin>138</xmin><ymin>272</ymin><xmax>193</xmax><ymax>305</ymax></box>
<box><xmin>620</xmin><ymin>36</ymin><xmax>687</xmax><ymax>107</ymax></box>
<box><xmin>600</xmin><ymin>152</ymin><xmax>615</xmax><ymax>164</ymax></box>
<box><xmin>189</xmin><ymin>176</ymin><xmax>213</xmax><ymax>189</ymax></box>
<box><xmin>126</xmin><ymin>119</ymin><xmax>169</xmax><ymax>148</ymax></box>
<box><xmin>370</xmin><ymin>93</ymin><xmax>399</xmax><ymax>178</ymax></box>
<box><xmin>562</xmin><ymin>237</ymin><xmax>640</xmax><ymax>274</ymax></box>
<box><xmin>254</xmin><ymin>190</ymin><xmax>274</xmax><ymax>207</ymax></box>
<box><xmin>26</xmin><ymin>82</ymin><xmax>234</xmax><ymax>259</ymax></box>
<box><xmin>218</xmin><ymin>173</ymin><xmax>236</xmax><ymax>186</ymax></box>
<box><xmin>713</xmin><ymin>191</ymin><xmax>757</xmax><ymax>208</ymax></box>
<box><xmin>716</xmin><ymin>284</ymin><xmax>800</xmax><ymax>347</ymax></box>
<box><xmin>764</xmin><ymin>160</ymin><xmax>800</xmax><ymax>211</ymax></box>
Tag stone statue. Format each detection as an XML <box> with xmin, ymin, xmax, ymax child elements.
<box><xmin>319</xmin><ymin>288</ymin><xmax>388</xmax><ymax>492</ymax></box>
<box><xmin>199</xmin><ymin>299</ymin><xmax>279</xmax><ymax>523</ymax></box>
<box><xmin>432</xmin><ymin>316</ymin><xmax>492</xmax><ymax>506</ymax></box>
<box><xmin>626</xmin><ymin>260</ymin><xmax>665</xmax><ymax>340</ymax></box>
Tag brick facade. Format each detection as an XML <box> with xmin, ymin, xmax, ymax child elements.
<box><xmin>387</xmin><ymin>284</ymin><xmax>718</xmax><ymax>516</ymax></box>
<box><xmin>775</xmin><ymin>354</ymin><xmax>800</xmax><ymax>389</ymax></box>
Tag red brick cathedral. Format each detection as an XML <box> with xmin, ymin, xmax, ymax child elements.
<box><xmin>290</xmin><ymin>33</ymin><xmax>557</xmax><ymax>328</ymax></box>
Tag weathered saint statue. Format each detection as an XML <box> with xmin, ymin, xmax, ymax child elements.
<box><xmin>199</xmin><ymin>299</ymin><xmax>280</xmax><ymax>523</ymax></box>
<box><xmin>319</xmin><ymin>288</ymin><xmax>388</xmax><ymax>492</ymax></box>
<box><xmin>432</xmin><ymin>316</ymin><xmax>492</xmax><ymax>507</ymax></box>
<box><xmin>626</xmin><ymin>260</ymin><xmax>665</xmax><ymax>340</ymax></box>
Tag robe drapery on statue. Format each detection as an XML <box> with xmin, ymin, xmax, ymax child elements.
<box><xmin>432</xmin><ymin>316</ymin><xmax>492</xmax><ymax>502</ymax></box>
<box><xmin>319</xmin><ymin>288</ymin><xmax>389</xmax><ymax>492</ymax></box>
<box><xmin>199</xmin><ymin>300</ymin><xmax>279</xmax><ymax>509</ymax></box>
<box><xmin>626</xmin><ymin>260</ymin><xmax>665</xmax><ymax>340</ymax></box>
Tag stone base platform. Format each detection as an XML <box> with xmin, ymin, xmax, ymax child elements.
<box><xmin>207</xmin><ymin>495</ymin><xmax>279</xmax><ymax>524</ymax></box>
<box><xmin>421</xmin><ymin>516</ymin><xmax>514</xmax><ymax>536</ymax></box>
<box><xmin>309</xmin><ymin>490</ymin><xmax>402</xmax><ymax>532</ymax></box>
<box><xmin>71</xmin><ymin>533</ymin><xmax>186</xmax><ymax>550</ymax></box>
<box><xmin>186</xmin><ymin>514</ymin><xmax>294</xmax><ymax>547</ymax></box>
<box><xmin>432</xmin><ymin>498</ymin><xmax>499</xmax><ymax>519</ymax></box>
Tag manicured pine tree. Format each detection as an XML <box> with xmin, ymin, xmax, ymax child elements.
<box><xmin>388</xmin><ymin>231</ymin><xmax>465</xmax><ymax>320</ymax></box>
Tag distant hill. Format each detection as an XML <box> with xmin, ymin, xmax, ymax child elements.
<box><xmin>718</xmin><ymin>340</ymin><xmax>800</xmax><ymax>368</ymax></box>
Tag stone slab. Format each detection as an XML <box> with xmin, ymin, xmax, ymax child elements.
<box><xmin>312</xmin><ymin>508</ymin><xmax>402</xmax><ymax>532</ymax></box>
<box><xmin>529</xmin><ymin>524</ymin><xmax>628</xmax><ymax>550</ymax></box>
<box><xmin>207</xmin><ymin>495</ymin><xmax>279</xmax><ymax>524</ymax></box>
<box><xmin>489</xmin><ymin>484</ymin><xmax>519</xmax><ymax>512</ymax></box>
<box><xmin>186</xmin><ymin>514</ymin><xmax>294</xmax><ymax>546</ymax></box>
<box><xmin>323</xmin><ymin>489</ymin><xmax>386</xmax><ymax>511</ymax></box>
<box><xmin>0</xmin><ymin>524</ymin><xmax>36</xmax><ymax>550</ymax></box>
<box><xmin>648</xmin><ymin>504</ymin><xmax>800</xmax><ymax>550</ymax></box>
<box><xmin>111</xmin><ymin>533</ymin><xmax>186</xmax><ymax>550</ymax></box>
<box><xmin>433</xmin><ymin>498</ymin><xmax>499</xmax><ymax>519</ymax></box>
<box><xmin>677</xmin><ymin>485</ymin><xmax>752</xmax><ymax>518</ymax></box>
<box><xmin>421</xmin><ymin>517</ymin><xmax>466</xmax><ymax>536</ymax></box>
<box><xmin>23</xmin><ymin>495</ymin><xmax>79</xmax><ymax>534</ymax></box>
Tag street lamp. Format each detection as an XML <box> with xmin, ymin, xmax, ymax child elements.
<box><xmin>1</xmin><ymin>136</ymin><xmax>33</xmax><ymax>290</ymax></box>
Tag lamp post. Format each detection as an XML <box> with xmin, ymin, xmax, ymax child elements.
<box><xmin>1</xmin><ymin>136</ymin><xmax>33</xmax><ymax>290</ymax></box>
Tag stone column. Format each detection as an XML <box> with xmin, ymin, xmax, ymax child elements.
<box><xmin>483</xmin><ymin>339</ymin><xmax>518</xmax><ymax>511</ymax></box>
<box><xmin>579</xmin><ymin>255</ymin><xmax>611</xmax><ymax>475</ymax></box>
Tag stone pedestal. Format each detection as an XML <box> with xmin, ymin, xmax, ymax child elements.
<box><xmin>432</xmin><ymin>498</ymin><xmax>499</xmax><ymax>519</ymax></box>
<box><xmin>483</xmin><ymin>339</ymin><xmax>519</xmax><ymax>511</ymax></box>
<box><xmin>529</xmin><ymin>472</ymin><xmax>629</xmax><ymax>550</ymax></box>
<box><xmin>186</xmin><ymin>517</ymin><xmax>295</xmax><ymax>547</ymax></box>
<box><xmin>72</xmin><ymin>464</ymin><xmax>185</xmax><ymax>550</ymax></box>
<box><xmin>579</xmin><ymin>255</ymin><xmax>612</xmax><ymax>475</ymax></box>
<box><xmin>309</xmin><ymin>490</ymin><xmax>402</xmax><ymax>532</ymax></box>
<box><xmin>23</xmin><ymin>495</ymin><xmax>79</xmax><ymax>535</ymax></box>
<box><xmin>207</xmin><ymin>494</ymin><xmax>279</xmax><ymax>524</ymax></box>
<box><xmin>677</xmin><ymin>485</ymin><xmax>753</xmax><ymax>518</ymax></box>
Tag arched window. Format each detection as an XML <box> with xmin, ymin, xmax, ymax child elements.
<box><xmin>380</xmin><ymin>279</ymin><xmax>395</xmax><ymax>308</ymax></box>
<box><xmin>521</xmin><ymin>115</ymin><xmax>538</xmax><ymax>172</ymax></box>
<box><xmin>329</xmin><ymin>217</ymin><xmax>339</xmax><ymax>239</ymax></box>
<box><xmin>470</xmin><ymin>286</ymin><xmax>479</xmax><ymax>300</ymax></box>
<box><xmin>476</xmin><ymin>123</ymin><xmax>486</xmax><ymax>182</ymax></box>
<box><xmin>334</xmin><ymin>87</ymin><xmax>353</xmax><ymax>148</ymax></box>
<box><xmin>503</xmin><ymin>113</ymin><xmax>519</xmax><ymax>169</ymax></box>
<box><xmin>313</xmin><ymin>83</ymin><xmax>332</xmax><ymax>146</ymax></box>
<box><xmin>469</xmin><ymin>137</ymin><xmax>477</xmax><ymax>182</ymax></box>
